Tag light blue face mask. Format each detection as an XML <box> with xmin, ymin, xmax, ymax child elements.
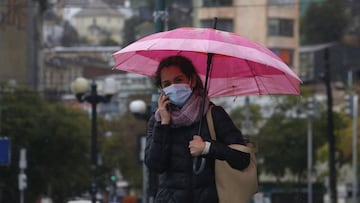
<box><xmin>163</xmin><ymin>83</ymin><xmax>192</xmax><ymax>107</ymax></box>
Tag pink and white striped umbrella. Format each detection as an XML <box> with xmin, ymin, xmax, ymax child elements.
<box><xmin>112</xmin><ymin>27</ymin><xmax>301</xmax><ymax>97</ymax></box>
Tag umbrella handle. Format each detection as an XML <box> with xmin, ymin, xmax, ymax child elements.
<box><xmin>192</xmin><ymin>17</ymin><xmax>217</xmax><ymax>175</ymax></box>
<box><xmin>193</xmin><ymin>157</ymin><xmax>206</xmax><ymax>175</ymax></box>
<box><xmin>192</xmin><ymin>52</ymin><xmax>213</xmax><ymax>175</ymax></box>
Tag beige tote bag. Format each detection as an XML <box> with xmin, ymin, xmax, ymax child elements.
<box><xmin>206</xmin><ymin>106</ymin><xmax>258</xmax><ymax>203</ymax></box>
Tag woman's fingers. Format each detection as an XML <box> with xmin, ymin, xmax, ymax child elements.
<box><xmin>158</xmin><ymin>93</ymin><xmax>169</xmax><ymax>109</ymax></box>
<box><xmin>158</xmin><ymin>93</ymin><xmax>171</xmax><ymax>124</ymax></box>
<box><xmin>189</xmin><ymin>135</ymin><xmax>205</xmax><ymax>156</ymax></box>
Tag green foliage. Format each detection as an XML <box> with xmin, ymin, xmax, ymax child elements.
<box><xmin>100</xmin><ymin>37</ymin><xmax>119</xmax><ymax>46</ymax></box>
<box><xmin>29</xmin><ymin>104</ymin><xmax>91</xmax><ymax>202</ymax></box>
<box><xmin>229</xmin><ymin>100</ymin><xmax>262</xmax><ymax>142</ymax></box>
<box><xmin>123</xmin><ymin>17</ymin><xmax>139</xmax><ymax>46</ymax></box>
<box><xmin>301</xmin><ymin>0</ymin><xmax>349</xmax><ymax>44</ymax></box>
<box><xmin>242</xmin><ymin>93</ymin><xmax>350</xmax><ymax>184</ymax></box>
<box><xmin>78</xmin><ymin>37</ymin><xmax>89</xmax><ymax>45</ymax></box>
<box><xmin>99</xmin><ymin>111</ymin><xmax>145</xmax><ymax>192</ymax></box>
<box><xmin>0</xmin><ymin>86</ymin><xmax>147</xmax><ymax>201</ymax></box>
<box><xmin>251</xmin><ymin>95</ymin><xmax>331</xmax><ymax>182</ymax></box>
<box><xmin>325</xmin><ymin>112</ymin><xmax>352</xmax><ymax>164</ymax></box>
<box><xmin>256</xmin><ymin>102</ymin><xmax>307</xmax><ymax>179</ymax></box>
<box><xmin>230</xmin><ymin>103</ymin><xmax>262</xmax><ymax>128</ymax></box>
<box><xmin>0</xmin><ymin>86</ymin><xmax>91</xmax><ymax>203</ymax></box>
<box><xmin>337</xmin><ymin>114</ymin><xmax>354</xmax><ymax>160</ymax></box>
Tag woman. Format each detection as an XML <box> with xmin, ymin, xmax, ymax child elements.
<box><xmin>145</xmin><ymin>55</ymin><xmax>250</xmax><ymax>203</ymax></box>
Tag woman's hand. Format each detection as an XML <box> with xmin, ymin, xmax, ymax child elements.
<box><xmin>189</xmin><ymin>135</ymin><xmax>205</xmax><ymax>156</ymax></box>
<box><xmin>158</xmin><ymin>93</ymin><xmax>171</xmax><ymax>125</ymax></box>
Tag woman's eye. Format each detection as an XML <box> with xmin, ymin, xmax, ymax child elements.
<box><xmin>174</xmin><ymin>78</ymin><xmax>184</xmax><ymax>83</ymax></box>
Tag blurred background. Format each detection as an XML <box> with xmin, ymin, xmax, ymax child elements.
<box><xmin>0</xmin><ymin>0</ymin><xmax>359</xmax><ymax>203</ymax></box>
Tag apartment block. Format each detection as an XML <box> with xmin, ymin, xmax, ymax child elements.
<box><xmin>193</xmin><ymin>0</ymin><xmax>299</xmax><ymax>75</ymax></box>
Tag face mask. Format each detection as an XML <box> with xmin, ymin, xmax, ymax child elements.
<box><xmin>163</xmin><ymin>83</ymin><xmax>192</xmax><ymax>107</ymax></box>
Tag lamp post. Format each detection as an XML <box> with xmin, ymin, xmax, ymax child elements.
<box><xmin>129</xmin><ymin>99</ymin><xmax>160</xmax><ymax>203</ymax></box>
<box><xmin>71</xmin><ymin>77</ymin><xmax>117</xmax><ymax>203</ymax></box>
<box><xmin>129</xmin><ymin>100</ymin><xmax>152</xmax><ymax>203</ymax></box>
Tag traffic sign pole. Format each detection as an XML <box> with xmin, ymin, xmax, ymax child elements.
<box><xmin>19</xmin><ymin>148</ymin><xmax>27</xmax><ymax>203</ymax></box>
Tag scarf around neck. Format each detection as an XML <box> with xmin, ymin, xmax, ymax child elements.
<box><xmin>155</xmin><ymin>91</ymin><xmax>210</xmax><ymax>128</ymax></box>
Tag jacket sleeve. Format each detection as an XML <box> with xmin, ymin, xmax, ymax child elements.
<box><xmin>144</xmin><ymin>115</ymin><xmax>172</xmax><ymax>173</ymax></box>
<box><xmin>207</xmin><ymin>105</ymin><xmax>250</xmax><ymax>170</ymax></box>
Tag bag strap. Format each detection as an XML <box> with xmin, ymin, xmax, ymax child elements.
<box><xmin>206</xmin><ymin>105</ymin><xmax>254</xmax><ymax>154</ymax></box>
<box><xmin>206</xmin><ymin>105</ymin><xmax>216</xmax><ymax>141</ymax></box>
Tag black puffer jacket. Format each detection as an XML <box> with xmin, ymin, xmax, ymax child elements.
<box><xmin>145</xmin><ymin>105</ymin><xmax>250</xmax><ymax>203</ymax></box>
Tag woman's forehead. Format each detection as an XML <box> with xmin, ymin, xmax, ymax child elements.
<box><xmin>161</xmin><ymin>66</ymin><xmax>185</xmax><ymax>78</ymax></box>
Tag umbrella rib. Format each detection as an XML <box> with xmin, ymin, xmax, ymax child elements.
<box><xmin>284</xmin><ymin>72</ymin><xmax>301</xmax><ymax>95</ymax></box>
<box><xmin>245</xmin><ymin>59</ymin><xmax>262</xmax><ymax>95</ymax></box>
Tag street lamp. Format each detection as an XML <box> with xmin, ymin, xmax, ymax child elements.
<box><xmin>71</xmin><ymin>77</ymin><xmax>117</xmax><ymax>203</ymax></box>
<box><xmin>129</xmin><ymin>99</ymin><xmax>162</xmax><ymax>203</ymax></box>
<box><xmin>129</xmin><ymin>100</ymin><xmax>150</xmax><ymax>120</ymax></box>
<box><xmin>129</xmin><ymin>99</ymin><xmax>151</xmax><ymax>203</ymax></box>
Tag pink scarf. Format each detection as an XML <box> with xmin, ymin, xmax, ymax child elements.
<box><xmin>155</xmin><ymin>92</ymin><xmax>210</xmax><ymax>128</ymax></box>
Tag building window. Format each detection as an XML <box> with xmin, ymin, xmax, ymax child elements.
<box><xmin>268</xmin><ymin>0</ymin><xmax>295</xmax><ymax>7</ymax></box>
<box><xmin>268</xmin><ymin>18</ymin><xmax>294</xmax><ymax>37</ymax></box>
<box><xmin>270</xmin><ymin>48</ymin><xmax>294</xmax><ymax>66</ymax></box>
<box><xmin>202</xmin><ymin>0</ymin><xmax>232</xmax><ymax>7</ymax></box>
<box><xmin>201</xmin><ymin>19</ymin><xmax>233</xmax><ymax>32</ymax></box>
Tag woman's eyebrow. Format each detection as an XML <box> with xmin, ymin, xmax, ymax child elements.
<box><xmin>174</xmin><ymin>75</ymin><xmax>186</xmax><ymax>80</ymax></box>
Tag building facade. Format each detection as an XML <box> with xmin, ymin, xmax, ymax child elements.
<box><xmin>193</xmin><ymin>0</ymin><xmax>299</xmax><ymax>75</ymax></box>
<box><xmin>0</xmin><ymin>0</ymin><xmax>42</xmax><ymax>89</ymax></box>
<box><xmin>42</xmin><ymin>46</ymin><xmax>119</xmax><ymax>100</ymax></box>
<box><xmin>73</xmin><ymin>0</ymin><xmax>126</xmax><ymax>45</ymax></box>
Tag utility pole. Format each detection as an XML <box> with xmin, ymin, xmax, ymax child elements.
<box><xmin>324</xmin><ymin>48</ymin><xmax>337</xmax><ymax>203</ymax></box>
<box><xmin>352</xmin><ymin>95</ymin><xmax>358</xmax><ymax>203</ymax></box>
<box><xmin>307</xmin><ymin>97</ymin><xmax>315</xmax><ymax>203</ymax></box>
<box><xmin>345</xmin><ymin>70</ymin><xmax>358</xmax><ymax>203</ymax></box>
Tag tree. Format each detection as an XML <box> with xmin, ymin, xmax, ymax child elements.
<box><xmin>255</xmin><ymin>96</ymin><xmax>329</xmax><ymax>182</ymax></box>
<box><xmin>100</xmin><ymin>37</ymin><xmax>119</xmax><ymax>46</ymax></box>
<box><xmin>229</xmin><ymin>99</ymin><xmax>262</xmax><ymax>140</ymax></box>
<box><xmin>330</xmin><ymin>112</ymin><xmax>358</xmax><ymax>165</ymax></box>
<box><xmin>251</xmin><ymin>93</ymin><xmax>348</xmax><ymax>186</ymax></box>
<box><xmin>257</xmin><ymin>97</ymin><xmax>306</xmax><ymax>180</ymax></box>
<box><xmin>123</xmin><ymin>17</ymin><xmax>139</xmax><ymax>46</ymax></box>
<box><xmin>0</xmin><ymin>85</ymin><xmax>150</xmax><ymax>202</ymax></box>
<box><xmin>301</xmin><ymin>0</ymin><xmax>349</xmax><ymax>44</ymax></box>
<box><xmin>61</xmin><ymin>21</ymin><xmax>79</xmax><ymax>47</ymax></box>
<box><xmin>28</xmin><ymin>104</ymin><xmax>91</xmax><ymax>202</ymax></box>
<box><xmin>98</xmin><ymin>93</ymin><xmax>153</xmax><ymax>194</ymax></box>
<box><xmin>99</xmin><ymin>111</ymin><xmax>145</xmax><ymax>193</ymax></box>
<box><xmin>0</xmin><ymin>85</ymin><xmax>91</xmax><ymax>203</ymax></box>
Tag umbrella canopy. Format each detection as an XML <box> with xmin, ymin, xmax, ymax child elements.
<box><xmin>112</xmin><ymin>27</ymin><xmax>301</xmax><ymax>97</ymax></box>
